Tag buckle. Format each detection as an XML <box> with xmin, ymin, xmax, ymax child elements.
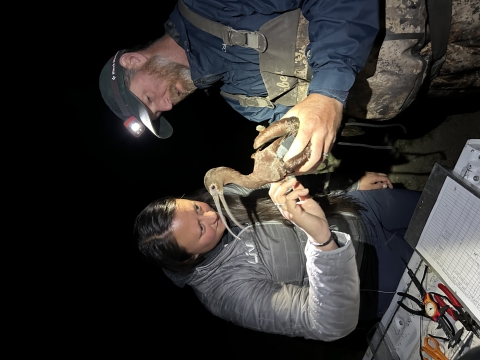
<box><xmin>226</xmin><ymin>29</ymin><xmax>267</xmax><ymax>53</ymax></box>
<box><xmin>240</xmin><ymin>97</ymin><xmax>275</xmax><ymax>109</ymax></box>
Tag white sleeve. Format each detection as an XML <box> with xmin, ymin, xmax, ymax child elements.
<box><xmin>302</xmin><ymin>231</ymin><xmax>360</xmax><ymax>340</ymax></box>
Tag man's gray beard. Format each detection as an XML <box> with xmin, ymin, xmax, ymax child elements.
<box><xmin>141</xmin><ymin>55</ymin><xmax>197</xmax><ymax>105</ymax></box>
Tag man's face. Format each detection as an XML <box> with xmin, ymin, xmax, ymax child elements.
<box><xmin>129</xmin><ymin>56</ymin><xmax>197</xmax><ymax>119</ymax></box>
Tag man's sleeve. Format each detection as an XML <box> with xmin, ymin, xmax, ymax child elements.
<box><xmin>301</xmin><ymin>0</ymin><xmax>379</xmax><ymax>106</ymax></box>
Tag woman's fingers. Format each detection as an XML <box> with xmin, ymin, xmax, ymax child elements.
<box><xmin>286</xmin><ymin>188</ymin><xmax>309</xmax><ymax>204</ymax></box>
<box><xmin>271</xmin><ymin>178</ymin><xmax>312</xmax><ymax>217</ymax></box>
<box><xmin>270</xmin><ymin>178</ymin><xmax>299</xmax><ymax>217</ymax></box>
<box><xmin>268</xmin><ymin>181</ymin><xmax>282</xmax><ymax>198</ymax></box>
<box><xmin>281</xmin><ymin>187</ymin><xmax>309</xmax><ymax>220</ymax></box>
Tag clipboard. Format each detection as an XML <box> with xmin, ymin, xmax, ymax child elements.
<box><xmin>404</xmin><ymin>163</ymin><xmax>480</xmax><ymax>324</ymax></box>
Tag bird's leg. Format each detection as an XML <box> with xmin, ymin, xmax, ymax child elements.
<box><xmin>253</xmin><ymin>116</ymin><xmax>300</xmax><ymax>149</ymax></box>
<box><xmin>283</xmin><ymin>144</ymin><xmax>312</xmax><ymax>173</ymax></box>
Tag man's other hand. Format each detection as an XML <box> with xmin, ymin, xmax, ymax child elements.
<box><xmin>358</xmin><ymin>172</ymin><xmax>393</xmax><ymax>190</ymax></box>
<box><xmin>282</xmin><ymin>93</ymin><xmax>342</xmax><ymax>174</ymax></box>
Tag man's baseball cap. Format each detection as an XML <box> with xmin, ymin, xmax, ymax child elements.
<box><xmin>99</xmin><ymin>50</ymin><xmax>173</xmax><ymax>139</ymax></box>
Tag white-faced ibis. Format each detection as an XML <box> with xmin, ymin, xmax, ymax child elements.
<box><xmin>204</xmin><ymin>116</ymin><xmax>312</xmax><ymax>239</ymax></box>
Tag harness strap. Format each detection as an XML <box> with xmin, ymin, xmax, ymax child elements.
<box><xmin>427</xmin><ymin>0</ymin><xmax>452</xmax><ymax>78</ymax></box>
<box><xmin>177</xmin><ymin>0</ymin><xmax>267</xmax><ymax>52</ymax></box>
<box><xmin>384</xmin><ymin>33</ymin><xmax>424</xmax><ymax>41</ymax></box>
<box><xmin>220</xmin><ymin>91</ymin><xmax>275</xmax><ymax>109</ymax></box>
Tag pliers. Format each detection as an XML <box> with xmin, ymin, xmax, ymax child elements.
<box><xmin>433</xmin><ymin>283</ymin><xmax>480</xmax><ymax>338</ymax></box>
<box><xmin>397</xmin><ymin>259</ymin><xmax>463</xmax><ymax>348</ymax></box>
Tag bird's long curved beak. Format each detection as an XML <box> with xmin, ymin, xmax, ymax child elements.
<box><xmin>211</xmin><ymin>193</ymin><xmax>244</xmax><ymax>241</ymax></box>
<box><xmin>219</xmin><ymin>192</ymin><xmax>245</xmax><ymax>230</ymax></box>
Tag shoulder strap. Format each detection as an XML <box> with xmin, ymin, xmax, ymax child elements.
<box><xmin>427</xmin><ymin>0</ymin><xmax>452</xmax><ymax>78</ymax></box>
<box><xmin>177</xmin><ymin>0</ymin><xmax>267</xmax><ymax>52</ymax></box>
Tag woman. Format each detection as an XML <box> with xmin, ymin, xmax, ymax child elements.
<box><xmin>134</xmin><ymin>172</ymin><xmax>421</xmax><ymax>342</ymax></box>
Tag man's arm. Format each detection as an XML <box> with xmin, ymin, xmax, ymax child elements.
<box><xmin>283</xmin><ymin>0</ymin><xmax>380</xmax><ymax>173</ymax></box>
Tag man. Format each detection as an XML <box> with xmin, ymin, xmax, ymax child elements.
<box><xmin>100</xmin><ymin>0</ymin><xmax>379</xmax><ymax>174</ymax></box>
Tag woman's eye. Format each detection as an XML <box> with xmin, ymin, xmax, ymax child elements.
<box><xmin>194</xmin><ymin>204</ymin><xmax>200</xmax><ymax>212</ymax></box>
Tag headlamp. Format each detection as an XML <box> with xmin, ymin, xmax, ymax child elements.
<box><xmin>100</xmin><ymin>50</ymin><xmax>173</xmax><ymax>139</ymax></box>
<box><xmin>123</xmin><ymin>116</ymin><xmax>146</xmax><ymax>137</ymax></box>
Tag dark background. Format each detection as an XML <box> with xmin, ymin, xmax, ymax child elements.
<box><xmin>68</xmin><ymin>1</ymin><xmax>478</xmax><ymax>358</ymax></box>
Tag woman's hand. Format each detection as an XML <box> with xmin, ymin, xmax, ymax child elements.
<box><xmin>269</xmin><ymin>177</ymin><xmax>332</xmax><ymax>247</ymax></box>
<box><xmin>358</xmin><ymin>172</ymin><xmax>393</xmax><ymax>190</ymax></box>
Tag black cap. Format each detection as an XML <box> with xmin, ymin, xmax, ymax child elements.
<box><xmin>99</xmin><ymin>50</ymin><xmax>173</xmax><ymax>139</ymax></box>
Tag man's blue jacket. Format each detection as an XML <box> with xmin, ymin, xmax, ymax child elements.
<box><xmin>166</xmin><ymin>0</ymin><xmax>379</xmax><ymax>123</ymax></box>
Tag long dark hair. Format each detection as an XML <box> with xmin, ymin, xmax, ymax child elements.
<box><xmin>134</xmin><ymin>186</ymin><xmax>364</xmax><ymax>275</ymax></box>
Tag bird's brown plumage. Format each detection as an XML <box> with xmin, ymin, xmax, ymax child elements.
<box><xmin>204</xmin><ymin>117</ymin><xmax>311</xmax><ymax>238</ymax></box>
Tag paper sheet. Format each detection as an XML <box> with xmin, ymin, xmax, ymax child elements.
<box><xmin>415</xmin><ymin>177</ymin><xmax>480</xmax><ymax>321</ymax></box>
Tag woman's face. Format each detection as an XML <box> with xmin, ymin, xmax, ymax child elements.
<box><xmin>172</xmin><ymin>199</ymin><xmax>226</xmax><ymax>256</ymax></box>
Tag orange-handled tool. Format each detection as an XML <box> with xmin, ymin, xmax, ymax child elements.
<box><xmin>421</xmin><ymin>336</ymin><xmax>449</xmax><ymax>360</ymax></box>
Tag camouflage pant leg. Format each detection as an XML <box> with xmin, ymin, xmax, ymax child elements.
<box><xmin>427</xmin><ymin>0</ymin><xmax>480</xmax><ymax>97</ymax></box>
<box><xmin>345</xmin><ymin>0</ymin><xmax>479</xmax><ymax>120</ymax></box>
<box><xmin>345</xmin><ymin>0</ymin><xmax>430</xmax><ymax>120</ymax></box>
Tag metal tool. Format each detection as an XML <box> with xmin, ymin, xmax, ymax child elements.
<box><xmin>397</xmin><ymin>259</ymin><xmax>463</xmax><ymax>348</ymax></box>
<box><xmin>437</xmin><ymin>283</ymin><xmax>480</xmax><ymax>338</ymax></box>
<box><xmin>432</xmin><ymin>293</ymin><xmax>457</xmax><ymax>320</ymax></box>
<box><xmin>421</xmin><ymin>336</ymin><xmax>449</xmax><ymax>360</ymax></box>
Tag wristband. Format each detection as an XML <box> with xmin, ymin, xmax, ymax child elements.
<box><xmin>311</xmin><ymin>231</ymin><xmax>338</xmax><ymax>247</ymax></box>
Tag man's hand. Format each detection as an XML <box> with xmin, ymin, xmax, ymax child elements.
<box><xmin>282</xmin><ymin>93</ymin><xmax>343</xmax><ymax>174</ymax></box>
<box><xmin>358</xmin><ymin>172</ymin><xmax>393</xmax><ymax>190</ymax></box>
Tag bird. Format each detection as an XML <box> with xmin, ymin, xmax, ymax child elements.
<box><xmin>204</xmin><ymin>116</ymin><xmax>312</xmax><ymax>239</ymax></box>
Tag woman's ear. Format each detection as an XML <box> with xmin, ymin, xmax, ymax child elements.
<box><xmin>119</xmin><ymin>52</ymin><xmax>148</xmax><ymax>69</ymax></box>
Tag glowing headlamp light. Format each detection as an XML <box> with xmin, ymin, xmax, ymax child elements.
<box><xmin>123</xmin><ymin>116</ymin><xmax>145</xmax><ymax>137</ymax></box>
